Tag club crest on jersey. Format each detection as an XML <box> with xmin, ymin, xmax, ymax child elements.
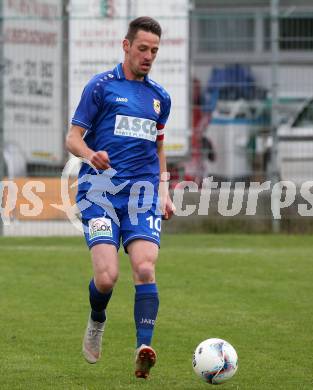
<box><xmin>153</xmin><ymin>99</ymin><xmax>161</xmax><ymax>114</ymax></box>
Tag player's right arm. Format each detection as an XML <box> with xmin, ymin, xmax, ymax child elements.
<box><xmin>66</xmin><ymin>125</ymin><xmax>110</xmax><ymax>170</ymax></box>
<box><xmin>67</xmin><ymin>75</ymin><xmax>110</xmax><ymax>170</ymax></box>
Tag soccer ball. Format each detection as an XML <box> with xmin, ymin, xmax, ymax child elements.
<box><xmin>192</xmin><ymin>338</ymin><xmax>238</xmax><ymax>385</ymax></box>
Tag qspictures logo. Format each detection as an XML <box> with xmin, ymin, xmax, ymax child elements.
<box><xmin>2</xmin><ymin>157</ymin><xmax>313</xmax><ymax>230</ymax></box>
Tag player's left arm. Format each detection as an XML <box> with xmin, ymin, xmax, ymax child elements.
<box><xmin>157</xmin><ymin>140</ymin><xmax>175</xmax><ymax>220</ymax></box>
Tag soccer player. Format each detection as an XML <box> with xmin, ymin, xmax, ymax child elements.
<box><xmin>66</xmin><ymin>16</ymin><xmax>174</xmax><ymax>379</ymax></box>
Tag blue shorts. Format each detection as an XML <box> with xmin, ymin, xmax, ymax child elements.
<box><xmin>80</xmin><ymin>183</ymin><xmax>162</xmax><ymax>251</ymax></box>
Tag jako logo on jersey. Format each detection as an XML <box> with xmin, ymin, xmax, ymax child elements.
<box><xmin>89</xmin><ymin>217</ymin><xmax>113</xmax><ymax>239</ymax></box>
<box><xmin>153</xmin><ymin>99</ymin><xmax>161</xmax><ymax>114</ymax></box>
<box><xmin>116</xmin><ymin>97</ymin><xmax>128</xmax><ymax>102</ymax></box>
<box><xmin>114</xmin><ymin>115</ymin><xmax>157</xmax><ymax>142</ymax></box>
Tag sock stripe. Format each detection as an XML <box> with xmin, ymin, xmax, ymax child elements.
<box><xmin>135</xmin><ymin>283</ymin><xmax>158</xmax><ymax>294</ymax></box>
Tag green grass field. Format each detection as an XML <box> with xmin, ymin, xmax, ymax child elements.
<box><xmin>1</xmin><ymin>234</ymin><xmax>313</xmax><ymax>389</ymax></box>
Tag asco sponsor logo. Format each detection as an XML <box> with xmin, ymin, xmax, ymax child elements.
<box><xmin>114</xmin><ymin>115</ymin><xmax>157</xmax><ymax>142</ymax></box>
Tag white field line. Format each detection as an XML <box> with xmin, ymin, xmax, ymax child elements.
<box><xmin>0</xmin><ymin>245</ymin><xmax>87</xmax><ymax>252</ymax></box>
<box><xmin>0</xmin><ymin>245</ymin><xmax>309</xmax><ymax>255</ymax></box>
<box><xmin>163</xmin><ymin>247</ymin><xmax>310</xmax><ymax>255</ymax></box>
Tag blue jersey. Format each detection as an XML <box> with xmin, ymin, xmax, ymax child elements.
<box><xmin>72</xmin><ymin>63</ymin><xmax>171</xmax><ymax>193</ymax></box>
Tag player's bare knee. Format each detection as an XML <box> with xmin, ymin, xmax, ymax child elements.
<box><xmin>95</xmin><ymin>272</ymin><xmax>118</xmax><ymax>292</ymax></box>
<box><xmin>135</xmin><ymin>262</ymin><xmax>155</xmax><ymax>283</ymax></box>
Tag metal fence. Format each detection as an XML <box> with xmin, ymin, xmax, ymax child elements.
<box><xmin>1</xmin><ymin>0</ymin><xmax>313</xmax><ymax>235</ymax></box>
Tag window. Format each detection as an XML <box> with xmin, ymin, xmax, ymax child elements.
<box><xmin>193</xmin><ymin>10</ymin><xmax>313</xmax><ymax>58</ymax></box>
<box><xmin>264</xmin><ymin>17</ymin><xmax>313</xmax><ymax>51</ymax></box>
<box><xmin>197</xmin><ymin>15</ymin><xmax>255</xmax><ymax>53</ymax></box>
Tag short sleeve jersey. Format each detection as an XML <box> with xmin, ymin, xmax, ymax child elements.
<box><xmin>72</xmin><ymin>63</ymin><xmax>171</xmax><ymax>188</ymax></box>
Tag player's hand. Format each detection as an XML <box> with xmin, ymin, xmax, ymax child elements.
<box><xmin>158</xmin><ymin>179</ymin><xmax>176</xmax><ymax>220</ymax></box>
<box><xmin>88</xmin><ymin>151</ymin><xmax>111</xmax><ymax>170</ymax></box>
<box><xmin>159</xmin><ymin>180</ymin><xmax>174</xmax><ymax>220</ymax></box>
<box><xmin>163</xmin><ymin>194</ymin><xmax>176</xmax><ymax>220</ymax></box>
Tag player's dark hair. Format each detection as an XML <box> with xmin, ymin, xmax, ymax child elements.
<box><xmin>125</xmin><ymin>16</ymin><xmax>162</xmax><ymax>43</ymax></box>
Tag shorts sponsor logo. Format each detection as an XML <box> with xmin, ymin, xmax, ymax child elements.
<box><xmin>153</xmin><ymin>99</ymin><xmax>161</xmax><ymax>114</ymax></box>
<box><xmin>114</xmin><ymin>115</ymin><xmax>157</xmax><ymax>142</ymax></box>
<box><xmin>89</xmin><ymin>217</ymin><xmax>113</xmax><ymax>239</ymax></box>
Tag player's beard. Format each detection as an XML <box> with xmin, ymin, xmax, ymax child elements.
<box><xmin>135</xmin><ymin>67</ymin><xmax>150</xmax><ymax>78</ymax></box>
<box><xmin>126</xmin><ymin>57</ymin><xmax>152</xmax><ymax>79</ymax></box>
<box><xmin>133</xmin><ymin>62</ymin><xmax>151</xmax><ymax>78</ymax></box>
<box><xmin>140</xmin><ymin>62</ymin><xmax>151</xmax><ymax>74</ymax></box>
<box><xmin>137</xmin><ymin>69</ymin><xmax>149</xmax><ymax>77</ymax></box>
